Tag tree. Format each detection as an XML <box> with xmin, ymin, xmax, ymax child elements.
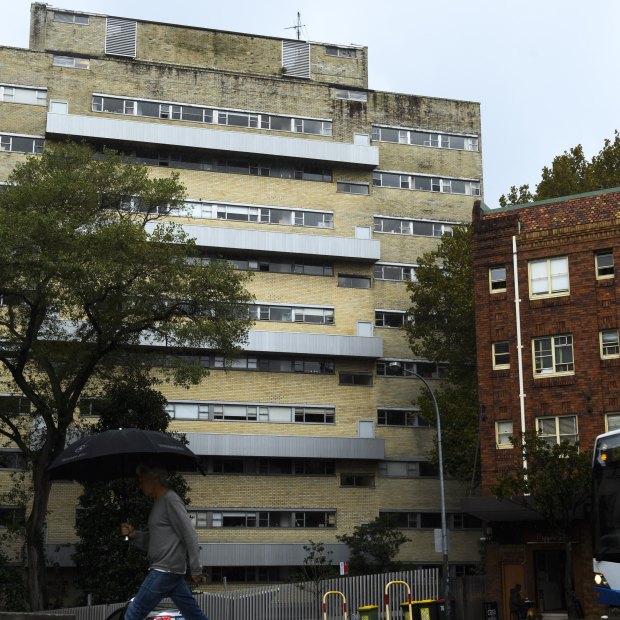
<box><xmin>404</xmin><ymin>225</ymin><xmax>480</xmax><ymax>483</ymax></box>
<box><xmin>336</xmin><ymin>516</ymin><xmax>409</xmax><ymax>574</ymax></box>
<box><xmin>499</xmin><ymin>131</ymin><xmax>620</xmax><ymax>207</ymax></box>
<box><xmin>493</xmin><ymin>432</ymin><xmax>590</xmax><ymax>619</ymax></box>
<box><xmin>291</xmin><ymin>540</ymin><xmax>338</xmax><ymax>616</ymax></box>
<box><xmin>0</xmin><ymin>143</ymin><xmax>253</xmax><ymax>610</ymax></box>
<box><xmin>73</xmin><ymin>371</ymin><xmax>191</xmax><ymax>604</ymax></box>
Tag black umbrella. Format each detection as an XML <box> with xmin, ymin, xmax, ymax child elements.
<box><xmin>48</xmin><ymin>428</ymin><xmax>203</xmax><ymax>483</ymax></box>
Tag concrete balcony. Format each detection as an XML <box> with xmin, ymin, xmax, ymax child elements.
<box><xmin>185</xmin><ymin>432</ymin><xmax>385</xmax><ymax>460</ymax></box>
<box><xmin>245</xmin><ymin>330</ymin><xmax>383</xmax><ymax>357</ymax></box>
<box><xmin>157</xmin><ymin>223</ymin><xmax>381</xmax><ymax>262</ymax></box>
<box><xmin>46</xmin><ymin>113</ymin><xmax>379</xmax><ymax>167</ymax></box>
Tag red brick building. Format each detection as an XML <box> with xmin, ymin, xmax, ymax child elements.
<box><xmin>468</xmin><ymin>187</ymin><xmax>620</xmax><ymax>619</ymax></box>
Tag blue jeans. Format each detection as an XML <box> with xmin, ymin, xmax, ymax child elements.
<box><xmin>124</xmin><ymin>569</ymin><xmax>209</xmax><ymax>620</ymax></box>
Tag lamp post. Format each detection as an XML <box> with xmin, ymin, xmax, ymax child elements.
<box><xmin>388</xmin><ymin>362</ymin><xmax>450</xmax><ymax>620</ymax></box>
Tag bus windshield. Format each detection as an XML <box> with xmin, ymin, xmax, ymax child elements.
<box><xmin>593</xmin><ymin>433</ymin><xmax>620</xmax><ymax>562</ymax></box>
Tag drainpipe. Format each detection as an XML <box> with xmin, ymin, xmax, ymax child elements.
<box><xmin>512</xmin><ymin>234</ymin><xmax>527</xmax><ymax>472</ymax></box>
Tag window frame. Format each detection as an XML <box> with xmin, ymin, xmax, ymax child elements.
<box><xmin>489</xmin><ymin>266</ymin><xmax>507</xmax><ymax>293</ymax></box>
<box><xmin>492</xmin><ymin>341</ymin><xmax>510</xmax><ymax>370</ymax></box>
<box><xmin>536</xmin><ymin>415</ymin><xmax>578</xmax><ymax>446</ymax></box>
<box><xmin>495</xmin><ymin>420</ymin><xmax>513</xmax><ymax>449</ymax></box>
<box><xmin>596</xmin><ymin>249</ymin><xmax>614</xmax><ymax>280</ymax></box>
<box><xmin>532</xmin><ymin>334</ymin><xmax>574</xmax><ymax>377</ymax></box>
<box><xmin>600</xmin><ymin>329</ymin><xmax>620</xmax><ymax>359</ymax></box>
<box><xmin>528</xmin><ymin>256</ymin><xmax>569</xmax><ymax>298</ymax></box>
<box><xmin>606</xmin><ymin>413</ymin><xmax>620</xmax><ymax>433</ymax></box>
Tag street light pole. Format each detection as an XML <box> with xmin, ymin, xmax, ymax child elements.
<box><xmin>389</xmin><ymin>363</ymin><xmax>450</xmax><ymax>620</ymax></box>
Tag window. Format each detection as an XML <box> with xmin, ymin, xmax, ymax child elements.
<box><xmin>0</xmin><ymin>85</ymin><xmax>47</xmax><ymax>106</ymax></box>
<box><xmin>601</xmin><ymin>330</ymin><xmax>620</xmax><ymax>359</ymax></box>
<box><xmin>607</xmin><ymin>414</ymin><xmax>620</xmax><ymax>432</ymax></box>
<box><xmin>52</xmin><ymin>55</ymin><xmax>90</xmax><ymax>69</ymax></box>
<box><xmin>372</xmin><ymin>171</ymin><xmax>480</xmax><ymax>196</ymax></box>
<box><xmin>374</xmin><ymin>264</ymin><xmax>416</xmax><ymax>282</ymax></box>
<box><xmin>337</xmin><ymin>182</ymin><xmax>369</xmax><ymax>195</ymax></box>
<box><xmin>372</xmin><ymin>126</ymin><xmax>479</xmax><ymax>151</ymax></box>
<box><xmin>492</xmin><ymin>342</ymin><xmax>510</xmax><ymax>370</ymax></box>
<box><xmin>54</xmin><ymin>12</ymin><xmax>89</xmax><ymax>24</ymax></box>
<box><xmin>340</xmin><ymin>474</ymin><xmax>374</xmax><ymax>487</ymax></box>
<box><xmin>375</xmin><ymin>310</ymin><xmax>408</xmax><ymax>328</ymax></box>
<box><xmin>0</xmin><ymin>134</ymin><xmax>44</xmax><ymax>154</ymax></box>
<box><xmin>378</xmin><ymin>461</ymin><xmax>431</xmax><ymax>478</ymax></box>
<box><xmin>377</xmin><ymin>409</ymin><xmax>429</xmax><ymax>427</ymax></box>
<box><xmin>0</xmin><ymin>395</ymin><xmax>31</xmax><ymax>415</ymax></box>
<box><xmin>596</xmin><ymin>249</ymin><xmax>614</xmax><ymax>279</ymax></box>
<box><xmin>338</xmin><ymin>274</ymin><xmax>371</xmax><ymax>288</ymax></box>
<box><xmin>529</xmin><ymin>257</ymin><xmax>569</xmax><ymax>297</ymax></box>
<box><xmin>0</xmin><ymin>506</ymin><xmax>25</xmax><ymax>528</ymax></box>
<box><xmin>536</xmin><ymin>415</ymin><xmax>578</xmax><ymax>445</ymax></box>
<box><xmin>0</xmin><ymin>451</ymin><xmax>25</xmax><ymax>470</ymax></box>
<box><xmin>190</xmin><ymin>509</ymin><xmax>335</xmax><ymax>529</ymax></box>
<box><xmin>334</xmin><ymin>89</ymin><xmax>368</xmax><ymax>101</ymax></box>
<box><xmin>374</xmin><ymin>217</ymin><xmax>454</xmax><ymax>238</ymax></box>
<box><xmin>376</xmin><ymin>360</ymin><xmax>446</xmax><ymax>379</ymax></box>
<box><xmin>533</xmin><ymin>335</ymin><xmax>574</xmax><ymax>376</ymax></box>
<box><xmin>339</xmin><ymin>373</ymin><xmax>373</xmax><ymax>386</ymax></box>
<box><xmin>495</xmin><ymin>420</ymin><xmax>513</xmax><ymax>448</ymax></box>
<box><xmin>325</xmin><ymin>46</ymin><xmax>357</xmax><ymax>58</ymax></box>
<box><xmin>91</xmin><ymin>95</ymin><xmax>332</xmax><ymax>136</ymax></box>
<box><xmin>250</xmin><ymin>304</ymin><xmax>334</xmax><ymax>325</ymax></box>
<box><xmin>79</xmin><ymin>398</ymin><xmax>107</xmax><ymax>417</ymax></box>
<box><xmin>489</xmin><ymin>266</ymin><xmax>507</xmax><ymax>293</ymax></box>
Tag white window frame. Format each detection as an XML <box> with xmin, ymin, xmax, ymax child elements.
<box><xmin>532</xmin><ymin>334</ymin><xmax>574</xmax><ymax>377</ymax></box>
<box><xmin>536</xmin><ymin>415</ymin><xmax>578</xmax><ymax>445</ymax></box>
<box><xmin>52</xmin><ymin>55</ymin><xmax>90</xmax><ymax>69</ymax></box>
<box><xmin>489</xmin><ymin>266</ymin><xmax>507</xmax><ymax>293</ymax></box>
<box><xmin>606</xmin><ymin>413</ymin><xmax>620</xmax><ymax>432</ymax></box>
<box><xmin>601</xmin><ymin>329</ymin><xmax>620</xmax><ymax>359</ymax></box>
<box><xmin>495</xmin><ymin>420</ymin><xmax>513</xmax><ymax>449</ymax></box>
<box><xmin>528</xmin><ymin>256</ymin><xmax>569</xmax><ymax>298</ymax></box>
<box><xmin>596</xmin><ymin>249</ymin><xmax>614</xmax><ymax>280</ymax></box>
<box><xmin>492</xmin><ymin>341</ymin><xmax>510</xmax><ymax>370</ymax></box>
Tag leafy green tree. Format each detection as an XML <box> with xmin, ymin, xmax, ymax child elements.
<box><xmin>337</xmin><ymin>516</ymin><xmax>409</xmax><ymax>574</ymax></box>
<box><xmin>499</xmin><ymin>131</ymin><xmax>620</xmax><ymax>206</ymax></box>
<box><xmin>0</xmin><ymin>143</ymin><xmax>253</xmax><ymax>610</ymax></box>
<box><xmin>73</xmin><ymin>371</ymin><xmax>190</xmax><ymax>604</ymax></box>
<box><xmin>404</xmin><ymin>225</ymin><xmax>479</xmax><ymax>482</ymax></box>
<box><xmin>493</xmin><ymin>432</ymin><xmax>590</xmax><ymax>619</ymax></box>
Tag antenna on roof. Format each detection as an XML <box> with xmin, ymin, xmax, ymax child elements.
<box><xmin>285</xmin><ymin>12</ymin><xmax>305</xmax><ymax>40</ymax></box>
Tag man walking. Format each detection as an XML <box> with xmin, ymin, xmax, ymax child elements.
<box><xmin>121</xmin><ymin>464</ymin><xmax>208</xmax><ymax>620</ymax></box>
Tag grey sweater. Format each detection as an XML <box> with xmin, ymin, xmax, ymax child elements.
<box><xmin>132</xmin><ymin>490</ymin><xmax>201</xmax><ymax>575</ymax></box>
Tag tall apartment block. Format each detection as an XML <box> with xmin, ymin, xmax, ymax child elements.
<box><xmin>0</xmin><ymin>3</ymin><xmax>483</xmax><ymax>596</ymax></box>
<box><xmin>469</xmin><ymin>189</ymin><xmax>620</xmax><ymax>619</ymax></box>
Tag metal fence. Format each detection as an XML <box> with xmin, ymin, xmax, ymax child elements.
<box><xmin>48</xmin><ymin>569</ymin><xmax>439</xmax><ymax>620</ymax></box>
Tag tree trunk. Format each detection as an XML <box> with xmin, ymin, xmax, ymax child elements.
<box><xmin>26</xmin><ymin>455</ymin><xmax>53</xmax><ymax>611</ymax></box>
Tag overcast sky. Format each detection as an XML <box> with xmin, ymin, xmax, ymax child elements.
<box><xmin>1</xmin><ymin>0</ymin><xmax>617</xmax><ymax>208</ymax></box>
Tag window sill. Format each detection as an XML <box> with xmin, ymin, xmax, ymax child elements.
<box><xmin>532</xmin><ymin>374</ymin><xmax>576</xmax><ymax>386</ymax></box>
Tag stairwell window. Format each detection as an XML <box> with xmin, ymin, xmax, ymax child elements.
<box><xmin>53</xmin><ymin>55</ymin><xmax>90</xmax><ymax>69</ymax></box>
<box><xmin>533</xmin><ymin>334</ymin><xmax>574</xmax><ymax>376</ymax></box>
<box><xmin>601</xmin><ymin>329</ymin><xmax>620</xmax><ymax>359</ymax></box>
<box><xmin>492</xmin><ymin>341</ymin><xmax>510</xmax><ymax>370</ymax></box>
<box><xmin>529</xmin><ymin>256</ymin><xmax>569</xmax><ymax>298</ymax></box>
<box><xmin>596</xmin><ymin>249</ymin><xmax>614</xmax><ymax>279</ymax></box>
<box><xmin>495</xmin><ymin>420</ymin><xmax>513</xmax><ymax>448</ymax></box>
<box><xmin>489</xmin><ymin>266</ymin><xmax>507</xmax><ymax>293</ymax></box>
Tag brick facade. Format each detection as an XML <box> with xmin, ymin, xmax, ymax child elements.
<box><xmin>472</xmin><ymin>188</ymin><xmax>620</xmax><ymax>618</ymax></box>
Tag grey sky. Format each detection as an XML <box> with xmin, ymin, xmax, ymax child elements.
<box><xmin>2</xmin><ymin>0</ymin><xmax>618</xmax><ymax>208</ymax></box>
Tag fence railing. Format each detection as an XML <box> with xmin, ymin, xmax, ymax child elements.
<box><xmin>48</xmin><ymin>569</ymin><xmax>440</xmax><ymax>620</ymax></box>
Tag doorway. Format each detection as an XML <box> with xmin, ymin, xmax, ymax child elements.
<box><xmin>502</xmin><ymin>563</ymin><xmax>525</xmax><ymax>620</ymax></box>
<box><xmin>534</xmin><ymin>550</ymin><xmax>565</xmax><ymax>612</ymax></box>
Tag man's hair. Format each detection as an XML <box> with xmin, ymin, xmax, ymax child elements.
<box><xmin>136</xmin><ymin>463</ymin><xmax>169</xmax><ymax>483</ymax></box>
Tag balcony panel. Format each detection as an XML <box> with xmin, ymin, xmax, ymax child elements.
<box><xmin>246</xmin><ymin>330</ymin><xmax>383</xmax><ymax>357</ymax></box>
<box><xmin>185</xmin><ymin>432</ymin><xmax>385</xmax><ymax>460</ymax></box>
<box><xmin>158</xmin><ymin>224</ymin><xmax>381</xmax><ymax>262</ymax></box>
<box><xmin>200</xmin><ymin>543</ymin><xmax>350</xmax><ymax>566</ymax></box>
<box><xmin>46</xmin><ymin>113</ymin><xmax>379</xmax><ymax>167</ymax></box>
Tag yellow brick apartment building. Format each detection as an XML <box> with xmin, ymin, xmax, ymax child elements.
<box><xmin>0</xmin><ymin>3</ymin><xmax>483</xmax><ymax>588</ymax></box>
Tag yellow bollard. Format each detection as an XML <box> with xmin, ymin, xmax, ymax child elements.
<box><xmin>384</xmin><ymin>580</ymin><xmax>413</xmax><ymax>620</ymax></box>
<box><xmin>323</xmin><ymin>590</ymin><xmax>348</xmax><ymax>620</ymax></box>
